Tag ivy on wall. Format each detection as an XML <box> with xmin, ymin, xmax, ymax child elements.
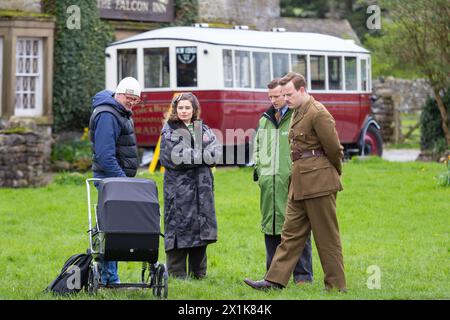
<box><xmin>43</xmin><ymin>0</ymin><xmax>114</xmax><ymax>132</ymax></box>
<box><xmin>171</xmin><ymin>0</ymin><xmax>199</xmax><ymax>26</ymax></box>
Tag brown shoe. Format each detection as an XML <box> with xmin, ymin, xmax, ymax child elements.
<box><xmin>295</xmin><ymin>279</ymin><xmax>312</xmax><ymax>286</ymax></box>
<box><xmin>243</xmin><ymin>278</ymin><xmax>283</xmax><ymax>290</ymax></box>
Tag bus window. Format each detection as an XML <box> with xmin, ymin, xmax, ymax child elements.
<box><xmin>360</xmin><ymin>58</ymin><xmax>368</xmax><ymax>91</ymax></box>
<box><xmin>176</xmin><ymin>46</ymin><xmax>197</xmax><ymax>87</ymax></box>
<box><xmin>235</xmin><ymin>50</ymin><xmax>251</xmax><ymax>88</ymax></box>
<box><xmin>310</xmin><ymin>55</ymin><xmax>325</xmax><ymax>90</ymax></box>
<box><xmin>291</xmin><ymin>54</ymin><xmax>307</xmax><ymax>81</ymax></box>
<box><xmin>144</xmin><ymin>48</ymin><xmax>170</xmax><ymax>88</ymax></box>
<box><xmin>328</xmin><ymin>56</ymin><xmax>342</xmax><ymax>90</ymax></box>
<box><xmin>272</xmin><ymin>53</ymin><xmax>289</xmax><ymax>78</ymax></box>
<box><xmin>253</xmin><ymin>52</ymin><xmax>270</xmax><ymax>89</ymax></box>
<box><xmin>117</xmin><ymin>49</ymin><xmax>137</xmax><ymax>83</ymax></box>
<box><xmin>345</xmin><ymin>57</ymin><xmax>357</xmax><ymax>90</ymax></box>
<box><xmin>223</xmin><ymin>49</ymin><xmax>234</xmax><ymax>88</ymax></box>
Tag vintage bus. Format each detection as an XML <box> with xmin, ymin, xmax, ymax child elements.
<box><xmin>105</xmin><ymin>26</ymin><xmax>382</xmax><ymax>161</ymax></box>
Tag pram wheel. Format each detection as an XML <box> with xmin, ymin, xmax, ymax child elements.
<box><xmin>153</xmin><ymin>264</ymin><xmax>168</xmax><ymax>299</ymax></box>
<box><xmin>87</xmin><ymin>262</ymin><xmax>100</xmax><ymax>295</ymax></box>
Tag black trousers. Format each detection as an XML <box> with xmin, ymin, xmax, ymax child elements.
<box><xmin>265</xmin><ymin>234</ymin><xmax>313</xmax><ymax>283</ymax></box>
<box><xmin>166</xmin><ymin>246</ymin><xmax>207</xmax><ymax>279</ymax></box>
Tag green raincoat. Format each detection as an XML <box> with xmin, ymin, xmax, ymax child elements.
<box><xmin>253</xmin><ymin>105</ymin><xmax>293</xmax><ymax>235</ymax></box>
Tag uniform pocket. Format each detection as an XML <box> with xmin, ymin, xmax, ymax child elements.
<box><xmin>295</xmin><ymin>132</ymin><xmax>308</xmax><ymax>142</ymax></box>
<box><xmin>298</xmin><ymin>165</ymin><xmax>341</xmax><ymax>197</ymax></box>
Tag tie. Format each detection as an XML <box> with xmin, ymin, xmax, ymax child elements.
<box><xmin>275</xmin><ymin>110</ymin><xmax>281</xmax><ymax>124</ymax></box>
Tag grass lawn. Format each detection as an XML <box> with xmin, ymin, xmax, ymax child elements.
<box><xmin>0</xmin><ymin>157</ymin><xmax>448</xmax><ymax>300</ymax></box>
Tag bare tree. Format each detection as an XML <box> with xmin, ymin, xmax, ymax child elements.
<box><xmin>382</xmin><ymin>0</ymin><xmax>450</xmax><ymax>146</ymax></box>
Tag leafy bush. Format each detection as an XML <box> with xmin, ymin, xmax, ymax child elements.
<box><xmin>51</xmin><ymin>139</ymin><xmax>92</xmax><ymax>172</ymax></box>
<box><xmin>436</xmin><ymin>156</ymin><xmax>450</xmax><ymax>187</ymax></box>
<box><xmin>420</xmin><ymin>90</ymin><xmax>450</xmax><ymax>152</ymax></box>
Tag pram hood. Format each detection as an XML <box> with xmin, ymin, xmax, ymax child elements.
<box><xmin>97</xmin><ymin>177</ymin><xmax>160</xmax><ymax>234</ymax></box>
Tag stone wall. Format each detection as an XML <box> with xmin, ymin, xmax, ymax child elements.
<box><xmin>197</xmin><ymin>0</ymin><xmax>360</xmax><ymax>42</ymax></box>
<box><xmin>373</xmin><ymin>78</ymin><xmax>433</xmax><ymax>113</ymax></box>
<box><xmin>198</xmin><ymin>0</ymin><xmax>280</xmax><ymax>30</ymax></box>
<box><xmin>0</xmin><ymin>0</ymin><xmax>41</xmax><ymax>12</ymax></box>
<box><xmin>371</xmin><ymin>77</ymin><xmax>434</xmax><ymax>143</ymax></box>
<box><xmin>0</xmin><ymin>119</ymin><xmax>52</xmax><ymax>188</ymax></box>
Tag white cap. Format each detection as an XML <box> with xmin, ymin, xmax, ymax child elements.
<box><xmin>116</xmin><ymin>77</ymin><xmax>141</xmax><ymax>97</ymax></box>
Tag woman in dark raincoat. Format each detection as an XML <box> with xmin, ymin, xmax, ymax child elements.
<box><xmin>160</xmin><ymin>93</ymin><xmax>221</xmax><ymax>279</ymax></box>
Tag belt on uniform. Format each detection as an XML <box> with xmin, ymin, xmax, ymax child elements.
<box><xmin>291</xmin><ymin>148</ymin><xmax>325</xmax><ymax>161</ymax></box>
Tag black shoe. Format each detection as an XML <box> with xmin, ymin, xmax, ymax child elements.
<box><xmin>243</xmin><ymin>278</ymin><xmax>283</xmax><ymax>290</ymax></box>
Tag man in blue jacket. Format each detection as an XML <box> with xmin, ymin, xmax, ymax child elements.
<box><xmin>89</xmin><ymin>77</ymin><xmax>141</xmax><ymax>284</ymax></box>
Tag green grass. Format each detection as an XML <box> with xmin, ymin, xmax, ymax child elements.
<box><xmin>0</xmin><ymin>158</ymin><xmax>449</xmax><ymax>300</ymax></box>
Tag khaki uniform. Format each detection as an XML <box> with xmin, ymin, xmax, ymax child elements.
<box><xmin>265</xmin><ymin>96</ymin><xmax>346</xmax><ymax>290</ymax></box>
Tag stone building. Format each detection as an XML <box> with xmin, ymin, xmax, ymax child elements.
<box><xmin>197</xmin><ymin>0</ymin><xmax>360</xmax><ymax>43</ymax></box>
<box><xmin>0</xmin><ymin>1</ymin><xmax>54</xmax><ymax>128</ymax></box>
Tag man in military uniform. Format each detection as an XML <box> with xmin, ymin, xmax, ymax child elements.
<box><xmin>244</xmin><ymin>72</ymin><xmax>346</xmax><ymax>292</ymax></box>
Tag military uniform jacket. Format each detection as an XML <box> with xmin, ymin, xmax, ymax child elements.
<box><xmin>288</xmin><ymin>96</ymin><xmax>344</xmax><ymax>200</ymax></box>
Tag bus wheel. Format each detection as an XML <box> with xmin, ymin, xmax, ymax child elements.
<box><xmin>362</xmin><ymin>125</ymin><xmax>383</xmax><ymax>156</ymax></box>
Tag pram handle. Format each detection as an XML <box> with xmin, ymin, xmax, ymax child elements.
<box><xmin>86</xmin><ymin>178</ymin><xmax>102</xmax><ymax>253</ymax></box>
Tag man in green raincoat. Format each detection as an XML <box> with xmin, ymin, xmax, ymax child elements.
<box><xmin>253</xmin><ymin>78</ymin><xmax>313</xmax><ymax>285</ymax></box>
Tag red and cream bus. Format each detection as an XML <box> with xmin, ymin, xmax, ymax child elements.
<box><xmin>105</xmin><ymin>26</ymin><xmax>382</xmax><ymax>160</ymax></box>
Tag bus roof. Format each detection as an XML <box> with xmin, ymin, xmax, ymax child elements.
<box><xmin>109</xmin><ymin>26</ymin><xmax>370</xmax><ymax>54</ymax></box>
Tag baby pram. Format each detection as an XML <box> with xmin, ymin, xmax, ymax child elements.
<box><xmin>85</xmin><ymin>177</ymin><xmax>168</xmax><ymax>299</ymax></box>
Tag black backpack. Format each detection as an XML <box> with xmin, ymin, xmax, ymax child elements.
<box><xmin>45</xmin><ymin>252</ymin><xmax>92</xmax><ymax>295</ymax></box>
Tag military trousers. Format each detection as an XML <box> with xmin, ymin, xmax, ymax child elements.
<box><xmin>265</xmin><ymin>193</ymin><xmax>346</xmax><ymax>291</ymax></box>
<box><xmin>265</xmin><ymin>234</ymin><xmax>313</xmax><ymax>283</ymax></box>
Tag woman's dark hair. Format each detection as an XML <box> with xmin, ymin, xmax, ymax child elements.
<box><xmin>166</xmin><ymin>92</ymin><xmax>201</xmax><ymax>123</ymax></box>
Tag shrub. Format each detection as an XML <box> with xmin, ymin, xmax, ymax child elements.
<box><xmin>420</xmin><ymin>90</ymin><xmax>450</xmax><ymax>153</ymax></box>
<box><xmin>436</xmin><ymin>155</ymin><xmax>450</xmax><ymax>187</ymax></box>
<box><xmin>51</xmin><ymin>139</ymin><xmax>92</xmax><ymax>172</ymax></box>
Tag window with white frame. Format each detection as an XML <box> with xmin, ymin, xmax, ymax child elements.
<box><xmin>310</xmin><ymin>55</ymin><xmax>325</xmax><ymax>90</ymax></box>
<box><xmin>253</xmin><ymin>52</ymin><xmax>270</xmax><ymax>89</ymax></box>
<box><xmin>328</xmin><ymin>56</ymin><xmax>343</xmax><ymax>90</ymax></box>
<box><xmin>235</xmin><ymin>50</ymin><xmax>251</xmax><ymax>88</ymax></box>
<box><xmin>291</xmin><ymin>54</ymin><xmax>307</xmax><ymax>82</ymax></box>
<box><xmin>223</xmin><ymin>49</ymin><xmax>234</xmax><ymax>88</ymax></box>
<box><xmin>15</xmin><ymin>38</ymin><xmax>43</xmax><ymax>116</ymax></box>
<box><xmin>117</xmin><ymin>49</ymin><xmax>137</xmax><ymax>83</ymax></box>
<box><xmin>272</xmin><ymin>53</ymin><xmax>289</xmax><ymax>78</ymax></box>
<box><xmin>144</xmin><ymin>47</ymin><xmax>170</xmax><ymax>88</ymax></box>
<box><xmin>345</xmin><ymin>57</ymin><xmax>357</xmax><ymax>91</ymax></box>
<box><xmin>360</xmin><ymin>58</ymin><xmax>368</xmax><ymax>91</ymax></box>
<box><xmin>176</xmin><ymin>46</ymin><xmax>198</xmax><ymax>87</ymax></box>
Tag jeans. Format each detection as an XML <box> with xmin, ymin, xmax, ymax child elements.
<box><xmin>99</xmin><ymin>260</ymin><xmax>120</xmax><ymax>284</ymax></box>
